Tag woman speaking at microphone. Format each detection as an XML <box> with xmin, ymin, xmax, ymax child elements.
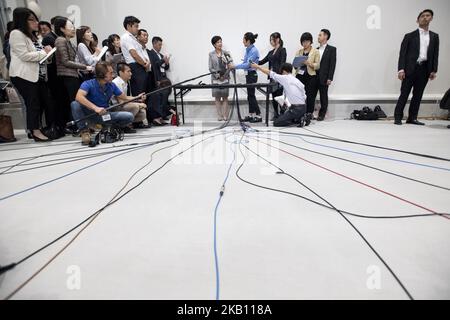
<box><xmin>209</xmin><ymin>36</ymin><xmax>233</xmax><ymax>121</ymax></box>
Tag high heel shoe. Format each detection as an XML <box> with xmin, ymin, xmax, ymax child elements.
<box><xmin>32</xmin><ymin>133</ymin><xmax>50</xmax><ymax>142</ymax></box>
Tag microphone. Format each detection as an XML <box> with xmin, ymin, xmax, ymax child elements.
<box><xmin>66</xmin><ymin>120</ymin><xmax>76</xmax><ymax>128</ymax></box>
<box><xmin>224</xmin><ymin>52</ymin><xmax>232</xmax><ymax>63</ymax></box>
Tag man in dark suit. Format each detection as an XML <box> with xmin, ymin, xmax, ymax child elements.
<box><xmin>148</xmin><ymin>36</ymin><xmax>172</xmax><ymax>121</ymax></box>
<box><xmin>394</xmin><ymin>9</ymin><xmax>439</xmax><ymax>126</ymax></box>
<box><xmin>312</xmin><ymin>29</ymin><xmax>336</xmax><ymax>121</ymax></box>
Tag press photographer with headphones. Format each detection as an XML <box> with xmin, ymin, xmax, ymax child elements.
<box><xmin>71</xmin><ymin>61</ymin><xmax>144</xmax><ymax>145</ymax></box>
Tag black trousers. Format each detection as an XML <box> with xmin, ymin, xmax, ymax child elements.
<box><xmin>297</xmin><ymin>73</ymin><xmax>318</xmax><ymax>114</ymax></box>
<box><xmin>246</xmin><ymin>72</ymin><xmax>261</xmax><ymax>116</ymax></box>
<box><xmin>394</xmin><ymin>63</ymin><xmax>429</xmax><ymax>121</ymax></box>
<box><xmin>310</xmin><ymin>82</ymin><xmax>329</xmax><ymax>118</ymax></box>
<box><xmin>269</xmin><ymin>80</ymin><xmax>284</xmax><ymax>117</ymax></box>
<box><xmin>273</xmin><ymin>105</ymin><xmax>306</xmax><ymax>127</ymax></box>
<box><xmin>38</xmin><ymin>81</ymin><xmax>56</xmax><ymax>128</ymax></box>
<box><xmin>57</xmin><ymin>76</ymin><xmax>81</xmax><ymax>127</ymax></box>
<box><xmin>130</xmin><ymin>63</ymin><xmax>148</xmax><ymax>97</ymax></box>
<box><xmin>11</xmin><ymin>77</ymin><xmax>55</xmax><ymax>130</ymax></box>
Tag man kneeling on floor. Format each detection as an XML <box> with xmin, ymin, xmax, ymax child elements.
<box><xmin>71</xmin><ymin>62</ymin><xmax>145</xmax><ymax>145</ymax></box>
<box><xmin>113</xmin><ymin>62</ymin><xmax>151</xmax><ymax>130</ymax></box>
<box><xmin>251</xmin><ymin>62</ymin><xmax>309</xmax><ymax>127</ymax></box>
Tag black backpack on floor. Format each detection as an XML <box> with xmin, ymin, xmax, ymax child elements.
<box><xmin>440</xmin><ymin>89</ymin><xmax>450</xmax><ymax>110</ymax></box>
<box><xmin>351</xmin><ymin>107</ymin><xmax>379</xmax><ymax>120</ymax></box>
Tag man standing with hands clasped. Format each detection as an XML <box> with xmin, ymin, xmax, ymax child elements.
<box><xmin>394</xmin><ymin>9</ymin><xmax>439</xmax><ymax>126</ymax></box>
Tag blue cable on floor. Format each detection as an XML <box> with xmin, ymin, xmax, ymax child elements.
<box><xmin>213</xmin><ymin>135</ymin><xmax>238</xmax><ymax>301</ymax></box>
<box><xmin>278</xmin><ymin>133</ymin><xmax>450</xmax><ymax>172</ymax></box>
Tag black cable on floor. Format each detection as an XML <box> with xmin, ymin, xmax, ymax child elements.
<box><xmin>235</xmin><ymin>134</ymin><xmax>415</xmax><ymax>300</ymax></box>
<box><xmin>262</xmin><ymin>128</ymin><xmax>450</xmax><ymax>162</ymax></box>
<box><xmin>1</xmin><ymin>131</ymin><xmax>228</xmax><ymax>300</ymax></box>
<box><xmin>250</xmin><ymin>133</ymin><xmax>450</xmax><ymax>192</ymax></box>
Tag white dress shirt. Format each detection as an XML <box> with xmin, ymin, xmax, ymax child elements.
<box><xmin>112</xmin><ymin>76</ymin><xmax>127</xmax><ymax>104</ymax></box>
<box><xmin>269</xmin><ymin>71</ymin><xmax>306</xmax><ymax>105</ymax></box>
<box><xmin>319</xmin><ymin>43</ymin><xmax>327</xmax><ymax>63</ymax></box>
<box><xmin>417</xmin><ymin>28</ymin><xmax>430</xmax><ymax>63</ymax></box>
<box><xmin>77</xmin><ymin>43</ymin><xmax>99</xmax><ymax>66</ymax></box>
<box><xmin>120</xmin><ymin>31</ymin><xmax>149</xmax><ymax>64</ymax></box>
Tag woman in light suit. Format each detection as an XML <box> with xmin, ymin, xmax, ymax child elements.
<box><xmin>209</xmin><ymin>36</ymin><xmax>233</xmax><ymax>121</ymax></box>
<box><xmin>9</xmin><ymin>7</ymin><xmax>55</xmax><ymax>142</ymax></box>
<box><xmin>294</xmin><ymin>32</ymin><xmax>320</xmax><ymax>116</ymax></box>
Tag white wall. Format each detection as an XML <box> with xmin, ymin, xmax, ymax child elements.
<box><xmin>35</xmin><ymin>0</ymin><xmax>449</xmax><ymax>100</ymax></box>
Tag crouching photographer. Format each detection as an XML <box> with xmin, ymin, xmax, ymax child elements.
<box><xmin>71</xmin><ymin>61</ymin><xmax>141</xmax><ymax>145</ymax></box>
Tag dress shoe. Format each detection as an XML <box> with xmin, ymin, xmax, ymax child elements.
<box><xmin>305</xmin><ymin>113</ymin><xmax>312</xmax><ymax>126</ymax></box>
<box><xmin>32</xmin><ymin>133</ymin><xmax>50</xmax><ymax>143</ymax></box>
<box><xmin>406</xmin><ymin>119</ymin><xmax>425</xmax><ymax>126</ymax></box>
<box><xmin>394</xmin><ymin>120</ymin><xmax>403</xmax><ymax>125</ymax></box>
<box><xmin>249</xmin><ymin>116</ymin><xmax>262</xmax><ymax>123</ymax></box>
<box><xmin>317</xmin><ymin>116</ymin><xmax>325</xmax><ymax>122</ymax></box>
<box><xmin>123</xmin><ymin>127</ymin><xmax>137</xmax><ymax>134</ymax></box>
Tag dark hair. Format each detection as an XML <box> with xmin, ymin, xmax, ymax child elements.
<box><xmin>50</xmin><ymin>16</ymin><xmax>64</xmax><ymax>26</ymax></box>
<box><xmin>123</xmin><ymin>16</ymin><xmax>140</xmax><ymax>30</ymax></box>
<box><xmin>54</xmin><ymin>16</ymin><xmax>70</xmax><ymax>37</ymax></box>
<box><xmin>107</xmin><ymin>34</ymin><xmax>121</xmax><ymax>55</ymax></box>
<box><xmin>39</xmin><ymin>21</ymin><xmax>51</xmax><ymax>30</ymax></box>
<box><xmin>102</xmin><ymin>39</ymin><xmax>108</xmax><ymax>47</ymax></box>
<box><xmin>95</xmin><ymin>61</ymin><xmax>113</xmax><ymax>79</ymax></box>
<box><xmin>76</xmin><ymin>26</ymin><xmax>95</xmax><ymax>53</ymax></box>
<box><xmin>4</xmin><ymin>21</ymin><xmax>14</xmax><ymax>41</ymax></box>
<box><xmin>152</xmin><ymin>36</ymin><xmax>163</xmax><ymax>45</ymax></box>
<box><xmin>6</xmin><ymin>21</ymin><xmax>14</xmax><ymax>32</ymax></box>
<box><xmin>417</xmin><ymin>9</ymin><xmax>434</xmax><ymax>20</ymax></box>
<box><xmin>270</xmin><ymin>32</ymin><xmax>283</xmax><ymax>47</ymax></box>
<box><xmin>91</xmin><ymin>33</ymin><xmax>98</xmax><ymax>52</ymax></box>
<box><xmin>244</xmin><ymin>32</ymin><xmax>258</xmax><ymax>44</ymax></box>
<box><xmin>137</xmin><ymin>29</ymin><xmax>148</xmax><ymax>36</ymax></box>
<box><xmin>300</xmin><ymin>32</ymin><xmax>313</xmax><ymax>45</ymax></box>
<box><xmin>211</xmin><ymin>35</ymin><xmax>222</xmax><ymax>46</ymax></box>
<box><xmin>320</xmin><ymin>29</ymin><xmax>331</xmax><ymax>40</ymax></box>
<box><xmin>117</xmin><ymin>62</ymin><xmax>131</xmax><ymax>76</ymax></box>
<box><xmin>280</xmin><ymin>63</ymin><xmax>293</xmax><ymax>74</ymax></box>
<box><xmin>12</xmin><ymin>7</ymin><xmax>39</xmax><ymax>40</ymax></box>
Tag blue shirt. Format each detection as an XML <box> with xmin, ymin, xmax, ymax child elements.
<box><xmin>235</xmin><ymin>44</ymin><xmax>260</xmax><ymax>71</ymax></box>
<box><xmin>79</xmin><ymin>79</ymin><xmax>123</xmax><ymax>108</ymax></box>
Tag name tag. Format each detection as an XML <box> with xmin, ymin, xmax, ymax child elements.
<box><xmin>298</xmin><ymin>69</ymin><xmax>305</xmax><ymax>76</ymax></box>
<box><xmin>102</xmin><ymin>114</ymin><xmax>112</xmax><ymax>122</ymax></box>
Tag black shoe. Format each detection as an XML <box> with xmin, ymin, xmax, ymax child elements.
<box><xmin>243</xmin><ymin>116</ymin><xmax>253</xmax><ymax>122</ymax></box>
<box><xmin>447</xmin><ymin>125</ymin><xmax>450</xmax><ymax>129</ymax></box>
<box><xmin>305</xmin><ymin>113</ymin><xmax>312</xmax><ymax>127</ymax></box>
<box><xmin>123</xmin><ymin>127</ymin><xmax>137</xmax><ymax>134</ymax></box>
<box><xmin>317</xmin><ymin>116</ymin><xmax>325</xmax><ymax>122</ymax></box>
<box><xmin>271</xmin><ymin>115</ymin><xmax>279</xmax><ymax>121</ymax></box>
<box><xmin>42</xmin><ymin>126</ymin><xmax>60</xmax><ymax>140</ymax></box>
<box><xmin>406</xmin><ymin>119</ymin><xmax>425</xmax><ymax>126</ymax></box>
<box><xmin>394</xmin><ymin>120</ymin><xmax>403</xmax><ymax>125</ymax></box>
<box><xmin>297</xmin><ymin>116</ymin><xmax>305</xmax><ymax>128</ymax></box>
<box><xmin>249</xmin><ymin>116</ymin><xmax>262</xmax><ymax>123</ymax></box>
<box><xmin>132</xmin><ymin>122</ymin><xmax>151</xmax><ymax>129</ymax></box>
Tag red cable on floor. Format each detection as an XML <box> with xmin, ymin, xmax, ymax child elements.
<box><xmin>256</xmin><ymin>138</ymin><xmax>449</xmax><ymax>220</ymax></box>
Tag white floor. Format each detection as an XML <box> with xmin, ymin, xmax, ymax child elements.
<box><xmin>0</xmin><ymin>120</ymin><xmax>449</xmax><ymax>300</ymax></box>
